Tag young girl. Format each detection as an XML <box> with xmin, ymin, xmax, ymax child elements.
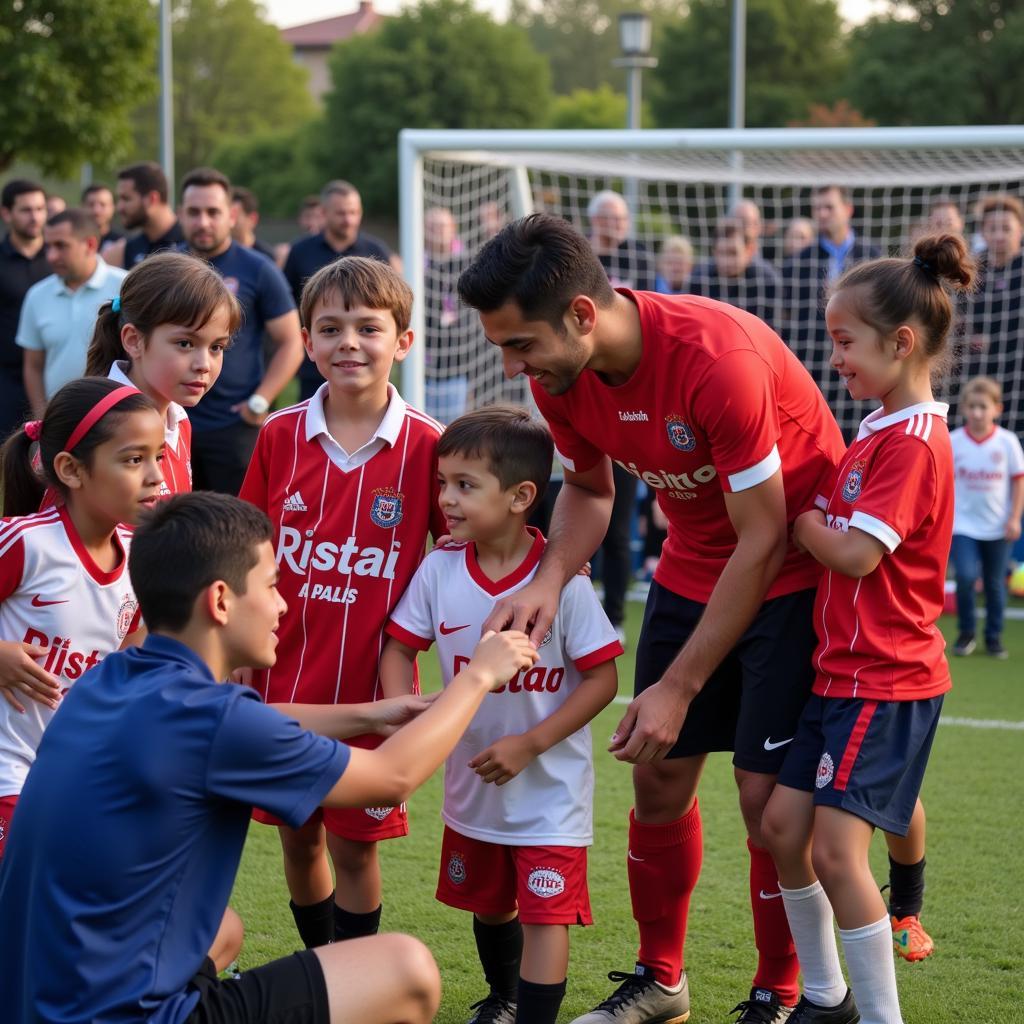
<box><xmin>949</xmin><ymin>375</ymin><xmax>1024</xmax><ymax>659</ymax></box>
<box><xmin>762</xmin><ymin>235</ymin><xmax>975</xmax><ymax>1024</ymax></box>
<box><xmin>84</xmin><ymin>250</ymin><xmax>240</xmax><ymax>495</ymax></box>
<box><xmin>0</xmin><ymin>377</ymin><xmax>165</xmax><ymax>859</ymax></box>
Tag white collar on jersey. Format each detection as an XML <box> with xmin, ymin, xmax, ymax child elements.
<box><xmin>856</xmin><ymin>401</ymin><xmax>949</xmax><ymax>441</ymax></box>
<box><xmin>305</xmin><ymin>381</ymin><xmax>408</xmax><ymax>449</ymax></box>
<box><xmin>108</xmin><ymin>360</ymin><xmax>188</xmax><ymax>450</ymax></box>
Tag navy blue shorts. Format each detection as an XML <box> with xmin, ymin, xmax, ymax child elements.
<box><xmin>777</xmin><ymin>693</ymin><xmax>944</xmax><ymax>836</ymax></box>
<box><xmin>634</xmin><ymin>583</ymin><xmax>817</xmax><ymax>773</ymax></box>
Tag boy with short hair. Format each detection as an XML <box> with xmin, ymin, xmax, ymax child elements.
<box><xmin>0</xmin><ymin>491</ymin><xmax>538</xmax><ymax>1024</ymax></box>
<box><xmin>239</xmin><ymin>256</ymin><xmax>447</xmax><ymax>949</ymax></box>
<box><xmin>381</xmin><ymin>406</ymin><xmax>622</xmax><ymax>1024</ymax></box>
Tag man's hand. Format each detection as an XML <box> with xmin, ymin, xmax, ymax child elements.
<box><xmin>608</xmin><ymin>679</ymin><xmax>689</xmax><ymax>764</ymax></box>
<box><xmin>480</xmin><ymin>576</ymin><xmax>562</xmax><ymax>649</ymax></box>
<box><xmin>468</xmin><ymin>630</ymin><xmax>539</xmax><ymax>689</ymax></box>
<box><xmin>367</xmin><ymin>692</ymin><xmax>439</xmax><ymax>737</ymax></box>
<box><xmin>469</xmin><ymin>733</ymin><xmax>536</xmax><ymax>785</ymax></box>
<box><xmin>231</xmin><ymin>402</ymin><xmax>269</xmax><ymax>428</ymax></box>
<box><xmin>0</xmin><ymin>641</ymin><xmax>61</xmax><ymax>713</ymax></box>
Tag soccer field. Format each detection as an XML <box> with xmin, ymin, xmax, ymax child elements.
<box><xmin>230</xmin><ymin>607</ymin><xmax>1024</xmax><ymax>1023</ymax></box>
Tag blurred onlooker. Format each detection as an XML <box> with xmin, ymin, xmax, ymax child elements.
<box><xmin>0</xmin><ymin>179</ymin><xmax>49</xmax><ymax>436</ymax></box>
<box><xmin>782</xmin><ymin>217</ymin><xmax>815</xmax><ymax>258</ymax></box>
<box><xmin>82</xmin><ymin>184</ymin><xmax>123</xmax><ymax>252</ymax></box>
<box><xmin>655</xmin><ymin>235</ymin><xmax>694</xmax><ymax>293</ymax></box>
<box><xmin>298</xmin><ymin>194</ymin><xmax>324</xmax><ymax>235</ymax></box>
<box><xmin>230</xmin><ymin>186</ymin><xmax>277</xmax><ymax>263</ymax></box>
<box><xmin>730</xmin><ymin>198</ymin><xmax>764</xmax><ymax>252</ymax></box>
<box><xmin>927</xmin><ymin>197</ymin><xmax>966</xmax><ymax>239</ymax></box>
<box><xmin>478</xmin><ymin>200</ymin><xmax>507</xmax><ymax>240</ymax></box>
<box><xmin>45</xmin><ymin>195</ymin><xmax>66</xmax><ymax>219</ymax></box>
<box><xmin>109</xmin><ymin>162</ymin><xmax>184</xmax><ymax>269</ymax></box>
<box><xmin>587</xmin><ymin>190</ymin><xmax>657</xmax><ymax>291</ymax></box>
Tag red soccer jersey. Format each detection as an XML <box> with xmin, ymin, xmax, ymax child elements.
<box><xmin>811</xmin><ymin>402</ymin><xmax>954</xmax><ymax>702</ymax></box>
<box><xmin>531</xmin><ymin>290</ymin><xmax>845</xmax><ymax>603</ymax></box>
<box><xmin>239</xmin><ymin>385</ymin><xmax>446</xmax><ymax>732</ymax></box>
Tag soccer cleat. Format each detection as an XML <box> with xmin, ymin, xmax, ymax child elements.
<box><xmin>785</xmin><ymin>990</ymin><xmax>859</xmax><ymax>1024</ymax></box>
<box><xmin>729</xmin><ymin>988</ymin><xmax>795</xmax><ymax>1023</ymax></box>
<box><xmin>569</xmin><ymin>968</ymin><xmax>689</xmax><ymax>1023</ymax></box>
<box><xmin>951</xmin><ymin>633</ymin><xmax>976</xmax><ymax>656</ymax></box>
<box><xmin>466</xmin><ymin>993</ymin><xmax>517</xmax><ymax>1024</ymax></box>
<box><xmin>985</xmin><ymin>641</ymin><xmax>1009</xmax><ymax>660</ymax></box>
<box><xmin>891</xmin><ymin>914</ymin><xmax>935</xmax><ymax>961</ymax></box>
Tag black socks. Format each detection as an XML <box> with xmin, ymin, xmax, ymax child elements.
<box><xmin>516</xmin><ymin>978</ymin><xmax>567</xmax><ymax>1024</ymax></box>
<box><xmin>888</xmin><ymin>855</ymin><xmax>926</xmax><ymax>918</ymax></box>
<box><xmin>289</xmin><ymin>894</ymin><xmax>335</xmax><ymax>948</ymax></box>
<box><xmin>333</xmin><ymin>902</ymin><xmax>382</xmax><ymax>941</ymax></box>
<box><xmin>473</xmin><ymin>915</ymin><xmax>523</xmax><ymax>1001</ymax></box>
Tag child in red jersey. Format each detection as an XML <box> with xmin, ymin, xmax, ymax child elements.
<box><xmin>83</xmin><ymin>251</ymin><xmax>240</xmax><ymax>496</ymax></box>
<box><xmin>0</xmin><ymin>377</ymin><xmax>165</xmax><ymax>858</ymax></box>
<box><xmin>762</xmin><ymin>235</ymin><xmax>976</xmax><ymax>1024</ymax></box>
<box><xmin>239</xmin><ymin>256</ymin><xmax>446</xmax><ymax>949</ymax></box>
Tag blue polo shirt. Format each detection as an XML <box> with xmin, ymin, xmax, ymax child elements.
<box><xmin>186</xmin><ymin>241</ymin><xmax>295</xmax><ymax>432</ymax></box>
<box><xmin>0</xmin><ymin>634</ymin><xmax>349</xmax><ymax>1024</ymax></box>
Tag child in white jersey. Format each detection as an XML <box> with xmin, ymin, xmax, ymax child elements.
<box><xmin>948</xmin><ymin>375</ymin><xmax>1024</xmax><ymax>659</ymax></box>
<box><xmin>0</xmin><ymin>376</ymin><xmax>165</xmax><ymax>858</ymax></box>
<box><xmin>381</xmin><ymin>406</ymin><xmax>622</xmax><ymax>1024</ymax></box>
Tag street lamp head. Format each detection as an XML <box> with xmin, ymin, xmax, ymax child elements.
<box><xmin>618</xmin><ymin>12</ymin><xmax>652</xmax><ymax>57</ymax></box>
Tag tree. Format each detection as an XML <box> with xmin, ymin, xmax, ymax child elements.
<box><xmin>321</xmin><ymin>0</ymin><xmax>551</xmax><ymax>215</ymax></box>
<box><xmin>547</xmin><ymin>86</ymin><xmax>631</xmax><ymax>129</ymax></box>
<box><xmin>649</xmin><ymin>0</ymin><xmax>846</xmax><ymax>128</ymax></box>
<box><xmin>0</xmin><ymin>0</ymin><xmax>155</xmax><ymax>175</ymax></box>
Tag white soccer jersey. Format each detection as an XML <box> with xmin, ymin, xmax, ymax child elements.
<box><xmin>386</xmin><ymin>529</ymin><xmax>622</xmax><ymax>846</ymax></box>
<box><xmin>950</xmin><ymin>425</ymin><xmax>1024</xmax><ymax>540</ymax></box>
<box><xmin>0</xmin><ymin>507</ymin><xmax>139</xmax><ymax>796</ymax></box>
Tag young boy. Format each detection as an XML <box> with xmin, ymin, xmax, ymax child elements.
<box><xmin>0</xmin><ymin>491</ymin><xmax>538</xmax><ymax>1024</ymax></box>
<box><xmin>239</xmin><ymin>256</ymin><xmax>446</xmax><ymax>948</ymax></box>
<box><xmin>381</xmin><ymin>406</ymin><xmax>622</xmax><ymax>1024</ymax></box>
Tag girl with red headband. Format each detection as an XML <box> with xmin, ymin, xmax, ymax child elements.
<box><xmin>0</xmin><ymin>377</ymin><xmax>165</xmax><ymax>859</ymax></box>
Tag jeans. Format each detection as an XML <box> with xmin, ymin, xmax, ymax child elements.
<box><xmin>950</xmin><ymin>533</ymin><xmax>1010</xmax><ymax>643</ymax></box>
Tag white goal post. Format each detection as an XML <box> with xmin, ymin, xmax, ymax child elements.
<box><xmin>399</xmin><ymin>126</ymin><xmax>1024</xmax><ymax>438</ymax></box>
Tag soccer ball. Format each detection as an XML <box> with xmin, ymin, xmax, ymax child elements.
<box><xmin>1009</xmin><ymin>564</ymin><xmax>1024</xmax><ymax>599</ymax></box>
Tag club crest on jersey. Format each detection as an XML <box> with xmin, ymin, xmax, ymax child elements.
<box><xmin>841</xmin><ymin>459</ymin><xmax>867</xmax><ymax>503</ymax></box>
<box><xmin>117</xmin><ymin>594</ymin><xmax>139</xmax><ymax>640</ymax></box>
<box><xmin>665</xmin><ymin>416</ymin><xmax>696</xmax><ymax>452</ymax></box>
<box><xmin>816</xmin><ymin>752</ymin><xmax>835</xmax><ymax>789</ymax></box>
<box><xmin>526</xmin><ymin>867</ymin><xmax>566</xmax><ymax>899</ymax></box>
<box><xmin>364</xmin><ymin>806</ymin><xmax>393</xmax><ymax>821</ymax></box>
<box><xmin>369</xmin><ymin>487</ymin><xmax>404</xmax><ymax>528</ymax></box>
<box><xmin>448</xmin><ymin>851</ymin><xmax>467</xmax><ymax>886</ymax></box>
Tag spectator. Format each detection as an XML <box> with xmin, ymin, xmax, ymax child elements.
<box><xmin>45</xmin><ymin>194</ymin><xmax>66</xmax><ymax>218</ymax></box>
<box><xmin>82</xmin><ymin>183</ymin><xmax>123</xmax><ymax>252</ymax></box>
<box><xmin>478</xmin><ymin>200</ymin><xmax>507</xmax><ymax>239</ymax></box>
<box><xmin>927</xmin><ymin>197</ymin><xmax>965</xmax><ymax>239</ymax></box>
<box><xmin>655</xmin><ymin>235</ymin><xmax>694</xmax><ymax>294</ymax></box>
<box><xmin>109</xmin><ymin>161</ymin><xmax>185</xmax><ymax>269</ymax></box>
<box><xmin>587</xmin><ymin>190</ymin><xmax>657</xmax><ymax>291</ymax></box>
<box><xmin>688</xmin><ymin>216</ymin><xmax>781</xmax><ymax>330</ymax></box>
<box><xmin>283</xmin><ymin>180</ymin><xmax>394</xmax><ymax>401</ymax></box>
<box><xmin>299</xmin><ymin>194</ymin><xmax>325</xmax><ymax>235</ymax></box>
<box><xmin>178</xmin><ymin>167</ymin><xmax>303</xmax><ymax>495</ymax></box>
<box><xmin>17</xmin><ymin>208</ymin><xmax>126</xmax><ymax>416</ymax></box>
<box><xmin>231</xmin><ymin>186</ymin><xmax>277</xmax><ymax>263</ymax></box>
<box><xmin>782</xmin><ymin>217</ymin><xmax>814</xmax><ymax>258</ymax></box>
<box><xmin>0</xmin><ymin>180</ymin><xmax>49</xmax><ymax>436</ymax></box>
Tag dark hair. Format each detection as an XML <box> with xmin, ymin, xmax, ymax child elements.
<box><xmin>458</xmin><ymin>213</ymin><xmax>615</xmax><ymax>327</ymax></box>
<box><xmin>46</xmin><ymin>207</ymin><xmax>99</xmax><ymax>239</ymax></box>
<box><xmin>130</xmin><ymin>492</ymin><xmax>272</xmax><ymax>632</ymax></box>
<box><xmin>714</xmin><ymin>216</ymin><xmax>751</xmax><ymax>245</ymax></box>
<box><xmin>118</xmin><ymin>162</ymin><xmax>169</xmax><ymax>204</ymax></box>
<box><xmin>815</xmin><ymin>184</ymin><xmax>852</xmax><ymax>204</ymax></box>
<box><xmin>300</xmin><ymin>255</ymin><xmax>413</xmax><ymax>332</ymax></box>
<box><xmin>833</xmin><ymin>234</ymin><xmax>976</xmax><ymax>372</ymax></box>
<box><xmin>2</xmin><ymin>179</ymin><xmax>45</xmax><ymax>210</ymax></box>
<box><xmin>181</xmin><ymin>166</ymin><xmax>232</xmax><ymax>200</ymax></box>
<box><xmin>978</xmin><ymin>192</ymin><xmax>1024</xmax><ymax>227</ymax></box>
<box><xmin>81</xmin><ymin>183</ymin><xmax>113</xmax><ymax>203</ymax></box>
<box><xmin>1</xmin><ymin>378</ymin><xmax>157</xmax><ymax>517</ymax></box>
<box><xmin>300</xmin><ymin>195</ymin><xmax>322</xmax><ymax>212</ymax></box>
<box><xmin>231</xmin><ymin>186</ymin><xmax>258</xmax><ymax>215</ymax></box>
<box><xmin>437</xmin><ymin>405</ymin><xmax>553</xmax><ymax>514</ymax></box>
<box><xmin>86</xmin><ymin>251</ymin><xmax>242</xmax><ymax>376</ymax></box>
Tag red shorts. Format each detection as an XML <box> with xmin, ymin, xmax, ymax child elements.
<box><xmin>0</xmin><ymin>794</ymin><xmax>17</xmax><ymax>861</ymax></box>
<box><xmin>436</xmin><ymin>826</ymin><xmax>592</xmax><ymax>926</ymax></box>
<box><xmin>252</xmin><ymin>802</ymin><xmax>408</xmax><ymax>842</ymax></box>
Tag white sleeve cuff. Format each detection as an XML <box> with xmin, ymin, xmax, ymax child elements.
<box><xmin>727</xmin><ymin>445</ymin><xmax>781</xmax><ymax>492</ymax></box>
<box><xmin>814</xmin><ymin>494</ymin><xmax>829</xmax><ymax>511</ymax></box>
<box><xmin>554</xmin><ymin>445</ymin><xmax>576</xmax><ymax>472</ymax></box>
<box><xmin>849</xmin><ymin>511</ymin><xmax>901</xmax><ymax>553</ymax></box>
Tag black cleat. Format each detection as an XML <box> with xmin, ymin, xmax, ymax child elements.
<box><xmin>786</xmin><ymin>990</ymin><xmax>859</xmax><ymax>1024</ymax></box>
<box><xmin>467</xmin><ymin>993</ymin><xmax>517</xmax><ymax>1024</ymax></box>
<box><xmin>729</xmin><ymin>987</ymin><xmax>795</xmax><ymax>1023</ymax></box>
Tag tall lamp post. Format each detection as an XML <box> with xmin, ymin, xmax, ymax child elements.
<box><xmin>614</xmin><ymin>13</ymin><xmax>657</xmax><ymax>215</ymax></box>
<box><xmin>159</xmin><ymin>0</ymin><xmax>175</xmax><ymax>199</ymax></box>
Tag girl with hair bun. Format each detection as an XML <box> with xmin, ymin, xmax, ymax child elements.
<box><xmin>761</xmin><ymin>235</ymin><xmax>975</xmax><ymax>1024</ymax></box>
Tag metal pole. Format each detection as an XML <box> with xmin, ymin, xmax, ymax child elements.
<box><xmin>625</xmin><ymin>64</ymin><xmax>641</xmax><ymax>214</ymax></box>
<box><xmin>159</xmin><ymin>0</ymin><xmax>175</xmax><ymax>199</ymax></box>
<box><xmin>728</xmin><ymin>0</ymin><xmax>746</xmax><ymax>205</ymax></box>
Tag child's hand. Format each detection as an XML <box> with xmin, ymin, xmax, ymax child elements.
<box><xmin>0</xmin><ymin>640</ymin><xmax>61</xmax><ymax>714</ymax></box>
<box><xmin>1007</xmin><ymin>518</ymin><xmax>1022</xmax><ymax>542</ymax></box>
<box><xmin>370</xmin><ymin>693</ymin><xmax>439</xmax><ymax>737</ymax></box>
<box><xmin>469</xmin><ymin>734</ymin><xmax>536</xmax><ymax>785</ymax></box>
<box><xmin>793</xmin><ymin>509</ymin><xmax>825</xmax><ymax>553</ymax></box>
<box><xmin>469</xmin><ymin>631</ymin><xmax>538</xmax><ymax>690</ymax></box>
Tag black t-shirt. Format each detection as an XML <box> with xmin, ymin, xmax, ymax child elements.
<box><xmin>687</xmin><ymin>257</ymin><xmax>781</xmax><ymax>332</ymax></box>
<box><xmin>597</xmin><ymin>240</ymin><xmax>657</xmax><ymax>292</ymax></box>
<box><xmin>0</xmin><ymin>234</ymin><xmax>50</xmax><ymax>372</ymax></box>
<box><xmin>100</xmin><ymin>230</ymin><xmax>125</xmax><ymax>249</ymax></box>
<box><xmin>124</xmin><ymin>221</ymin><xmax>186</xmax><ymax>268</ymax></box>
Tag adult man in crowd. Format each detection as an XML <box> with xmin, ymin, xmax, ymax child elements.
<box><xmin>82</xmin><ymin>183</ymin><xmax>123</xmax><ymax>252</ymax></box>
<box><xmin>458</xmin><ymin>214</ymin><xmax>845</xmax><ymax>1024</ymax></box>
<box><xmin>231</xmin><ymin>187</ymin><xmax>277</xmax><ymax>263</ymax></box>
<box><xmin>17</xmin><ymin>209</ymin><xmax>126</xmax><ymax>416</ymax></box>
<box><xmin>283</xmin><ymin>180</ymin><xmax>394</xmax><ymax>400</ymax></box>
<box><xmin>179</xmin><ymin>167</ymin><xmax>303</xmax><ymax>494</ymax></box>
<box><xmin>0</xmin><ymin>180</ymin><xmax>49</xmax><ymax>436</ymax></box>
<box><xmin>107</xmin><ymin>161</ymin><xmax>185</xmax><ymax>269</ymax></box>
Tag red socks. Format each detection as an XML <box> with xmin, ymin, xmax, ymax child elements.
<box><xmin>627</xmin><ymin>800</ymin><xmax>703</xmax><ymax>986</ymax></box>
<box><xmin>747</xmin><ymin>838</ymin><xmax>799</xmax><ymax>1006</ymax></box>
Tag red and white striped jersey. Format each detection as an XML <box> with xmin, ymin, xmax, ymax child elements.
<box><xmin>812</xmin><ymin>402</ymin><xmax>954</xmax><ymax>702</ymax></box>
<box><xmin>0</xmin><ymin>506</ymin><xmax>139</xmax><ymax>796</ymax></box>
<box><xmin>239</xmin><ymin>384</ymin><xmax>446</xmax><ymax>733</ymax></box>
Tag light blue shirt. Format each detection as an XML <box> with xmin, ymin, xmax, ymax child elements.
<box><xmin>16</xmin><ymin>258</ymin><xmax>126</xmax><ymax>398</ymax></box>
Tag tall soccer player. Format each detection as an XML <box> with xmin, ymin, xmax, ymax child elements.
<box><xmin>458</xmin><ymin>214</ymin><xmax>846</xmax><ymax>1024</ymax></box>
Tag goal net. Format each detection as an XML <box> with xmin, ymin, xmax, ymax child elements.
<box><xmin>399</xmin><ymin>127</ymin><xmax>1024</xmax><ymax>440</ymax></box>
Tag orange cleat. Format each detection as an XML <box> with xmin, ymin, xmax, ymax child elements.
<box><xmin>891</xmin><ymin>915</ymin><xmax>935</xmax><ymax>961</ymax></box>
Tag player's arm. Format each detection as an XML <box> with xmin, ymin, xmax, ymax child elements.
<box><xmin>611</xmin><ymin>471</ymin><xmax>789</xmax><ymax>763</ymax></box>
<box><xmin>379</xmin><ymin>635</ymin><xmax>419</xmax><ymax>698</ymax></box>
<box><xmin>322</xmin><ymin>631</ymin><xmax>538</xmax><ymax>808</ymax></box>
<box><xmin>483</xmin><ymin>457</ymin><xmax>615</xmax><ymax>645</ymax></box>
<box><xmin>1007</xmin><ymin>475</ymin><xmax>1024</xmax><ymax>541</ymax></box>
<box><xmin>272</xmin><ymin>694</ymin><xmax>437</xmax><ymax>740</ymax></box>
<box><xmin>792</xmin><ymin>509</ymin><xmax>885</xmax><ymax>578</ymax></box>
<box><xmin>22</xmin><ymin>348</ymin><xmax>46</xmax><ymax>419</ymax></box>
<box><xmin>235</xmin><ymin>310</ymin><xmax>304</xmax><ymax>424</ymax></box>
<box><xmin>470</xmin><ymin>659</ymin><xmax>618</xmax><ymax>786</ymax></box>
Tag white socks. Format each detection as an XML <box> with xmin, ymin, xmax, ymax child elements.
<box><xmin>839</xmin><ymin>915</ymin><xmax>904</xmax><ymax>1024</ymax></box>
<box><xmin>780</xmin><ymin>882</ymin><xmax>847</xmax><ymax>1008</ymax></box>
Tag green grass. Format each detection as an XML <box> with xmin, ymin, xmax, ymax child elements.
<box><xmin>230</xmin><ymin>606</ymin><xmax>1024</xmax><ymax>1022</ymax></box>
